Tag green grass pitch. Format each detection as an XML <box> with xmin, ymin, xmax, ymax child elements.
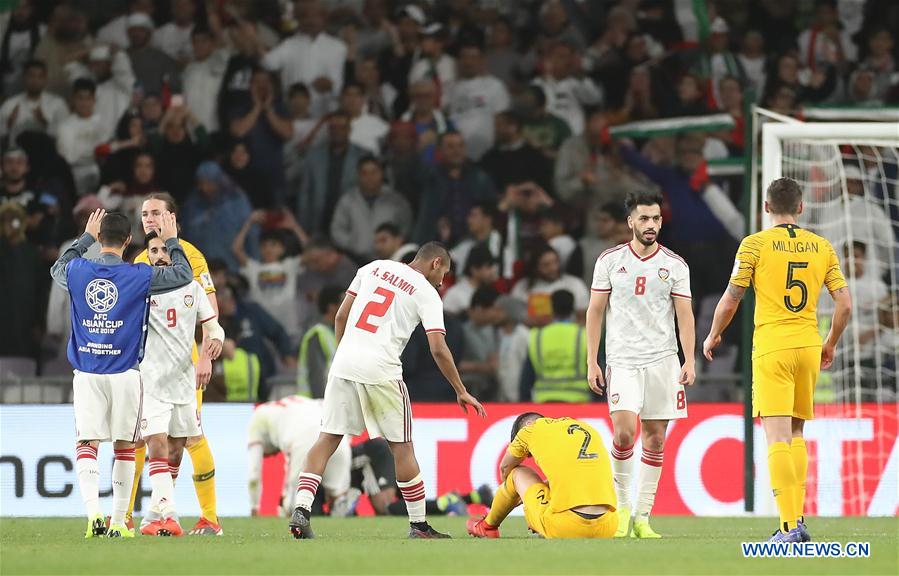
<box><xmin>1</xmin><ymin>516</ymin><xmax>896</xmax><ymax>575</ymax></box>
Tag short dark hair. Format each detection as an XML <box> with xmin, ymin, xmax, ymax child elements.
<box><xmin>190</xmin><ymin>26</ymin><xmax>213</xmax><ymax>39</ymax></box>
<box><xmin>357</xmin><ymin>155</ymin><xmax>382</xmax><ymax>171</ymax></box>
<box><xmin>766</xmin><ymin>177</ymin><xmax>803</xmax><ymax>215</ymax></box>
<box><xmin>624</xmin><ymin>190</ymin><xmax>665</xmax><ymax>214</ymax></box>
<box><xmin>144</xmin><ymin>230</ymin><xmax>159</xmax><ymax>247</ymax></box>
<box><xmin>375</xmin><ymin>222</ymin><xmax>403</xmax><ymax>238</ymax></box>
<box><xmin>98</xmin><ymin>212</ymin><xmax>131</xmax><ymax>247</ymax></box>
<box><xmin>551</xmin><ymin>289</ymin><xmax>575</xmax><ymax>318</ymax></box>
<box><xmin>438</xmin><ymin>130</ymin><xmax>463</xmax><ymax>147</ymax></box>
<box><xmin>414</xmin><ymin>241</ymin><xmax>450</xmax><ymax>265</ymax></box>
<box><xmin>24</xmin><ymin>59</ymin><xmax>47</xmax><ymax>73</ymax></box>
<box><xmin>329</xmin><ymin>110</ymin><xmax>351</xmax><ymax>123</ymax></box>
<box><xmin>539</xmin><ymin>205</ymin><xmax>565</xmax><ymax>225</ymax></box>
<box><xmin>464</xmin><ymin>244</ymin><xmax>495</xmax><ymax>276</ymax></box>
<box><xmin>317</xmin><ymin>285</ymin><xmax>345</xmax><ymax>315</ymax></box>
<box><xmin>496</xmin><ymin>110</ymin><xmax>522</xmax><ymax>129</ymax></box>
<box><xmin>306</xmin><ymin>235</ymin><xmax>337</xmax><ymax>252</ymax></box>
<box><xmin>470</xmin><ymin>201</ymin><xmax>498</xmax><ymax>222</ymax></box>
<box><xmin>260</xmin><ymin>230</ymin><xmax>286</xmax><ymax>245</ymax></box>
<box><xmin>510</xmin><ymin>412</ymin><xmax>543</xmax><ymax>441</ymax></box>
<box><xmin>288</xmin><ymin>82</ymin><xmax>310</xmax><ymax>98</ymax></box>
<box><xmin>72</xmin><ymin>77</ymin><xmax>96</xmax><ymax>95</ymax></box>
<box><xmin>470</xmin><ymin>285</ymin><xmax>499</xmax><ymax>309</ymax></box>
<box><xmin>341</xmin><ymin>81</ymin><xmax>364</xmax><ymax>96</ymax></box>
<box><xmin>144</xmin><ymin>191</ymin><xmax>178</xmax><ymax>214</ymax></box>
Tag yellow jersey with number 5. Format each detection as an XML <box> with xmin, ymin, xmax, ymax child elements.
<box><xmin>729</xmin><ymin>224</ymin><xmax>847</xmax><ymax>357</ymax></box>
<box><xmin>509</xmin><ymin>417</ymin><xmax>616</xmax><ymax>513</ymax></box>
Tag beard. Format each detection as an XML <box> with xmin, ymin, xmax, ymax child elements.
<box><xmin>635</xmin><ymin>230</ymin><xmax>657</xmax><ymax>246</ymax></box>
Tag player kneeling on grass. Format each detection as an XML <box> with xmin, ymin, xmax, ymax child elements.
<box><xmin>139</xmin><ymin>232</ymin><xmax>224</xmax><ymax>536</ymax></box>
<box><xmin>467</xmin><ymin>413</ymin><xmax>618</xmax><ymax>539</ymax></box>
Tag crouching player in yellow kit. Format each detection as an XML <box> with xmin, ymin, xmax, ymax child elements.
<box><xmin>703</xmin><ymin>178</ymin><xmax>852</xmax><ymax>543</ymax></box>
<box><xmin>467</xmin><ymin>413</ymin><xmax>618</xmax><ymax>539</ymax></box>
<box><xmin>127</xmin><ymin>192</ymin><xmax>223</xmax><ymax>535</ymax></box>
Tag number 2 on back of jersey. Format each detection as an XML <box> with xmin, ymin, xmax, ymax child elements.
<box><xmin>355</xmin><ymin>287</ymin><xmax>396</xmax><ymax>333</ymax></box>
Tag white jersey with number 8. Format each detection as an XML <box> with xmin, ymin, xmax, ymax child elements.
<box><xmin>141</xmin><ymin>281</ymin><xmax>215</xmax><ymax>404</ymax></box>
<box><xmin>329</xmin><ymin>260</ymin><xmax>446</xmax><ymax>385</ymax></box>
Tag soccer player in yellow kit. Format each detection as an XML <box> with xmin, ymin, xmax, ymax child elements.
<box><xmin>467</xmin><ymin>413</ymin><xmax>618</xmax><ymax>539</ymax></box>
<box><xmin>703</xmin><ymin>178</ymin><xmax>852</xmax><ymax>543</ymax></box>
<box><xmin>127</xmin><ymin>193</ymin><xmax>223</xmax><ymax>536</ymax></box>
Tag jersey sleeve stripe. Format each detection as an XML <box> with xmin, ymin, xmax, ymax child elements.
<box><xmin>671</xmin><ymin>292</ymin><xmax>692</xmax><ymax>299</ymax></box>
<box><xmin>660</xmin><ymin>246</ymin><xmax>688</xmax><ymax>266</ymax></box>
<box><xmin>591</xmin><ymin>288</ymin><xmax>611</xmax><ymax>293</ymax></box>
<box><xmin>425</xmin><ymin>328</ymin><xmax>447</xmax><ymax>334</ymax></box>
<box><xmin>598</xmin><ymin>244</ymin><xmax>627</xmax><ymax>261</ymax></box>
<box><xmin>200</xmin><ymin>315</ymin><xmax>217</xmax><ymax>324</ymax></box>
<box><xmin>346</xmin><ymin>290</ymin><xmax>357</xmax><ymax>297</ymax></box>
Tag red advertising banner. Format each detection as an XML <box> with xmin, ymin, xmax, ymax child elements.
<box><xmin>260</xmin><ymin>403</ymin><xmax>898</xmax><ymax>517</ymax></box>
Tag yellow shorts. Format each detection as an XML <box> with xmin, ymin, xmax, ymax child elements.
<box><xmin>752</xmin><ymin>346</ymin><xmax>820</xmax><ymax>420</ymax></box>
<box><xmin>522</xmin><ymin>483</ymin><xmax>618</xmax><ymax>539</ymax></box>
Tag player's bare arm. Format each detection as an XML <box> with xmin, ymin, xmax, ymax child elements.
<box><xmin>673</xmin><ymin>297</ymin><xmax>696</xmax><ymax>385</ymax></box>
<box><xmin>426</xmin><ymin>331</ymin><xmax>487</xmax><ymax>417</ymax></box>
<box><xmin>822</xmin><ymin>286</ymin><xmax>852</xmax><ymax>370</ymax></box>
<box><xmin>334</xmin><ymin>292</ymin><xmax>355</xmax><ymax>344</ymax></box>
<box><xmin>703</xmin><ymin>283</ymin><xmax>746</xmax><ymax>361</ymax></box>
<box><xmin>585</xmin><ymin>290</ymin><xmax>610</xmax><ymax>394</ymax></box>
<box><xmin>498</xmin><ymin>450</ymin><xmax>526</xmax><ymax>482</ymax></box>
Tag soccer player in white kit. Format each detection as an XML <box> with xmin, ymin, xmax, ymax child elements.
<box><xmin>139</xmin><ymin>232</ymin><xmax>224</xmax><ymax>536</ymax></box>
<box><xmin>289</xmin><ymin>243</ymin><xmax>486</xmax><ymax>540</ymax></box>
<box><xmin>586</xmin><ymin>190</ymin><xmax>696</xmax><ymax>539</ymax></box>
<box><xmin>247</xmin><ymin>396</ymin><xmax>352</xmax><ymax>517</ymax></box>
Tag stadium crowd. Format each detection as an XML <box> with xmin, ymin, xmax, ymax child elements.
<box><xmin>1</xmin><ymin>0</ymin><xmax>897</xmax><ymax>402</ymax></box>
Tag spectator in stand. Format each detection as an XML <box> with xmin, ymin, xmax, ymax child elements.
<box><xmin>341</xmin><ymin>82</ymin><xmax>389</xmax><ymax>155</ymax></box>
<box><xmin>0</xmin><ymin>0</ymin><xmax>43</xmax><ymax>97</ymax></box>
<box><xmin>373</xmin><ymin>222</ymin><xmax>418</xmax><ymax>263</ymax></box>
<box><xmin>232</xmin><ymin>209</ymin><xmax>307</xmax><ymax>344</ymax></box>
<box><xmin>97</xmin><ymin>0</ymin><xmax>154</xmax><ymax>49</ymax></box>
<box><xmin>74</xmin><ymin>45</ymin><xmax>136</xmax><ymax>142</ymax></box>
<box><xmin>446</xmin><ymin>41</ymin><xmax>510</xmax><ymax>160</ymax></box>
<box><xmin>0</xmin><ymin>202</ymin><xmax>45</xmax><ymax>362</ymax></box>
<box><xmin>414</xmin><ymin>131</ymin><xmax>497</xmax><ymax>245</ymax></box>
<box><xmin>485</xmin><ymin>17</ymin><xmax>518</xmax><ymax>89</ymax></box>
<box><xmin>538</xmin><ymin>207</ymin><xmax>576</xmax><ymax>270</ymax></box>
<box><xmin>182</xmin><ymin>161</ymin><xmax>257</xmax><ymax>272</ymax></box>
<box><xmin>519</xmin><ymin>85</ymin><xmax>571</xmax><ymax>161</ymax></box>
<box><xmin>284</xmin><ymin>83</ymin><xmax>322</xmax><ymax>192</ymax></box>
<box><xmin>400</xmin><ymin>80</ymin><xmax>453</xmax><ymax>165</ymax></box>
<box><xmin>858</xmin><ymin>28</ymin><xmax>896</xmax><ymax>101</ymax></box>
<box><xmin>764</xmin><ymin>83</ymin><xmax>798</xmax><ymax>116</ymax></box>
<box><xmin>480</xmin><ymin>110</ymin><xmax>552</xmax><ymax>195</ymax></box>
<box><xmin>34</xmin><ymin>4</ymin><xmax>91</xmax><ymax>96</ymax></box>
<box><xmin>379</xmin><ymin>4</ymin><xmax>425</xmax><ymax>117</ymax></box>
<box><xmin>14</xmin><ymin>131</ymin><xmax>76</xmax><ymax>226</ymax></box>
<box><xmin>495</xmin><ymin>294</ymin><xmax>529</xmax><ymax>402</ymax></box>
<box><xmin>764</xmin><ymin>53</ymin><xmax>836</xmax><ymax>106</ymax></box>
<box><xmin>401</xmin><ymin>317</ymin><xmax>465</xmax><ymax>402</ymax></box>
<box><xmin>444</xmin><ymin>244</ymin><xmax>499</xmax><ymax>316</ymax></box>
<box><xmin>263</xmin><ymin>1</ymin><xmax>347</xmax><ymax>119</ymax></box>
<box><xmin>138</xmin><ymin>93</ymin><xmax>165</xmax><ymax>138</ymax></box>
<box><xmin>511</xmin><ymin>244</ymin><xmax>589</xmax><ymax>325</ymax></box>
<box><xmin>125</xmin><ymin>12</ymin><xmax>182</xmax><ymax>95</ymax></box>
<box><xmin>296</xmin><ymin>285</ymin><xmax>344</xmax><ymax>398</ymax></box>
<box><xmin>409</xmin><ymin>24</ymin><xmax>455</xmax><ymax>108</ymax></box>
<box><xmin>459</xmin><ymin>285</ymin><xmax>501</xmax><ymax>399</ymax></box>
<box><xmin>152</xmin><ymin>102</ymin><xmax>207</xmax><ymax>204</ymax></box>
<box><xmin>569</xmin><ymin>201</ymin><xmax>629</xmax><ymax>285</ymax></box>
<box><xmin>217</xmin><ymin>20</ymin><xmax>267</xmax><ymax>133</ymax></box>
<box><xmin>56</xmin><ymin>78</ymin><xmax>104</xmax><ymax>195</ymax></box>
<box><xmin>152</xmin><ymin>0</ymin><xmax>197</xmax><ymax>65</ymax></box>
<box><xmin>533</xmin><ymin>41</ymin><xmax>602</xmax><ymax>136</ymax></box>
<box><xmin>352</xmin><ymin>56</ymin><xmax>396</xmax><ymax>121</ymax></box>
<box><xmin>123</xmin><ymin>152</ymin><xmax>157</xmax><ymax>198</ymax></box>
<box><xmin>0</xmin><ymin>60</ymin><xmax>68</xmax><ymax>145</ymax></box>
<box><xmin>738</xmin><ymin>30</ymin><xmax>767</xmax><ymax>100</ymax></box>
<box><xmin>330</xmin><ymin>156</ymin><xmax>412</xmax><ymax>262</ymax></box>
<box><xmin>217</xmin><ymin>284</ymin><xmax>295</xmax><ymax>402</ymax></box>
<box><xmin>449</xmin><ymin>202</ymin><xmax>503</xmax><ymax>276</ymax></box>
<box><xmin>183</xmin><ymin>26</ymin><xmax>229</xmax><ymax>133</ymax></box>
<box><xmin>690</xmin><ymin>17</ymin><xmax>743</xmax><ymax>109</ymax></box>
<box><xmin>383</xmin><ymin>121</ymin><xmax>425</xmax><ymax>212</ymax></box>
<box><xmin>673</xmin><ymin>72</ymin><xmax>710</xmax><ymax>116</ymax></box>
<box><xmin>716</xmin><ymin>76</ymin><xmax>745</xmax><ymax>154</ymax></box>
<box><xmin>0</xmin><ymin>146</ymin><xmax>60</xmax><ymax>252</ymax></box>
<box><xmin>296</xmin><ymin>236</ymin><xmax>358</xmax><ymax>330</ymax></box>
<box><xmin>297</xmin><ymin>111</ymin><xmax>367</xmax><ymax>234</ymax></box>
<box><xmin>223</xmin><ymin>140</ymin><xmax>266</xmax><ymax>208</ymax></box>
<box><xmin>620</xmin><ymin>65</ymin><xmax>667</xmax><ymax>121</ymax></box>
<box><xmin>797</xmin><ymin>0</ymin><xmax>854</xmax><ymax>73</ymax></box>
<box><xmin>229</xmin><ymin>68</ymin><xmax>293</xmax><ymax>207</ymax></box>
<box><xmin>97</xmin><ymin>110</ymin><xmax>144</xmax><ymax>186</ymax></box>
<box><xmin>525</xmin><ymin>0</ymin><xmax>586</xmax><ymax>67</ymax></box>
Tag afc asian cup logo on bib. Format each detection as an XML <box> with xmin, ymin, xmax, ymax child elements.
<box><xmin>85</xmin><ymin>279</ymin><xmax>118</xmax><ymax>313</ymax></box>
<box><xmin>658</xmin><ymin>268</ymin><xmax>670</xmax><ymax>281</ymax></box>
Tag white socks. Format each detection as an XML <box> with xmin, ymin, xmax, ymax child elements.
<box><xmin>611</xmin><ymin>442</ymin><xmax>635</xmax><ymax>510</ymax></box>
<box><xmin>635</xmin><ymin>448</ymin><xmax>663</xmax><ymax>521</ymax></box>
<box><xmin>75</xmin><ymin>444</ymin><xmax>100</xmax><ymax>519</ymax></box>
<box><xmin>148</xmin><ymin>457</ymin><xmax>175</xmax><ymax>517</ymax></box>
<box><xmin>111</xmin><ymin>448</ymin><xmax>136</xmax><ymax>526</ymax></box>
<box><xmin>397</xmin><ymin>475</ymin><xmax>426</xmax><ymax>523</ymax></box>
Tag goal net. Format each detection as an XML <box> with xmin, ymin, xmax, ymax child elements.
<box><xmin>756</xmin><ymin>117</ymin><xmax>898</xmax><ymax>516</ymax></box>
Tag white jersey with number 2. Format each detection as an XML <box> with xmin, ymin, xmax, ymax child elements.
<box><xmin>591</xmin><ymin>243</ymin><xmax>691</xmax><ymax>367</ymax></box>
<box><xmin>329</xmin><ymin>259</ymin><xmax>446</xmax><ymax>385</ymax></box>
<box><xmin>141</xmin><ymin>281</ymin><xmax>215</xmax><ymax>404</ymax></box>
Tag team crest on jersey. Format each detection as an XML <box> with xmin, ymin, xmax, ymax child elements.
<box><xmin>184</xmin><ymin>295</ymin><xmax>194</xmax><ymax>308</ymax></box>
<box><xmin>610</xmin><ymin>394</ymin><xmax>619</xmax><ymax>405</ymax></box>
<box><xmin>658</xmin><ymin>268</ymin><xmax>670</xmax><ymax>281</ymax></box>
<box><xmin>140</xmin><ymin>419</ymin><xmax>147</xmax><ymax>430</ymax></box>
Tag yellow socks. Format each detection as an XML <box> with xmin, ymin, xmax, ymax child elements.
<box><xmin>127</xmin><ymin>444</ymin><xmax>146</xmax><ymax>518</ymax></box>
<box><xmin>768</xmin><ymin>442</ymin><xmax>798</xmax><ymax>531</ymax></box>
<box><xmin>188</xmin><ymin>437</ymin><xmax>218</xmax><ymax>524</ymax></box>
<box><xmin>484</xmin><ymin>474</ymin><xmax>520</xmax><ymax>527</ymax></box>
<box><xmin>791</xmin><ymin>437</ymin><xmax>808</xmax><ymax>520</ymax></box>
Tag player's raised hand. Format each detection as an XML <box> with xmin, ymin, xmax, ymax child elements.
<box><xmin>820</xmin><ymin>342</ymin><xmax>835</xmax><ymax>370</ymax></box>
<box><xmin>679</xmin><ymin>362</ymin><xmax>696</xmax><ymax>386</ymax></box>
<box><xmin>457</xmin><ymin>391</ymin><xmax>487</xmax><ymax>418</ymax></box>
<box><xmin>84</xmin><ymin>208</ymin><xmax>106</xmax><ymax>240</ymax></box>
<box><xmin>158</xmin><ymin>211</ymin><xmax>178</xmax><ymax>242</ymax></box>
<box><xmin>702</xmin><ymin>333</ymin><xmax>721</xmax><ymax>361</ymax></box>
<box><xmin>587</xmin><ymin>362</ymin><xmax>606</xmax><ymax>395</ymax></box>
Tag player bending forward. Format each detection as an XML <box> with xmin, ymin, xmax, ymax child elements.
<box><xmin>289</xmin><ymin>243</ymin><xmax>486</xmax><ymax>539</ymax></box>
<box><xmin>586</xmin><ymin>190</ymin><xmax>696</xmax><ymax>538</ymax></box>
<box><xmin>139</xmin><ymin>232</ymin><xmax>224</xmax><ymax>536</ymax></box>
<box><xmin>248</xmin><ymin>396</ymin><xmax>353</xmax><ymax>517</ymax></box>
<box><xmin>467</xmin><ymin>413</ymin><xmax>617</xmax><ymax>539</ymax></box>
<box><xmin>704</xmin><ymin>178</ymin><xmax>851</xmax><ymax>543</ymax></box>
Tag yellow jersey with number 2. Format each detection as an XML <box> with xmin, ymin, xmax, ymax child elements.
<box><xmin>729</xmin><ymin>224</ymin><xmax>847</xmax><ymax>358</ymax></box>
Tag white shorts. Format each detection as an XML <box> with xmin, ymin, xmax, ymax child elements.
<box><xmin>73</xmin><ymin>369</ymin><xmax>143</xmax><ymax>442</ymax></box>
<box><xmin>321</xmin><ymin>375</ymin><xmax>412</xmax><ymax>443</ymax></box>
<box><xmin>282</xmin><ymin>437</ymin><xmax>352</xmax><ymax>512</ymax></box>
<box><xmin>142</xmin><ymin>392</ymin><xmax>201</xmax><ymax>439</ymax></box>
<box><xmin>607</xmin><ymin>355</ymin><xmax>687</xmax><ymax>420</ymax></box>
